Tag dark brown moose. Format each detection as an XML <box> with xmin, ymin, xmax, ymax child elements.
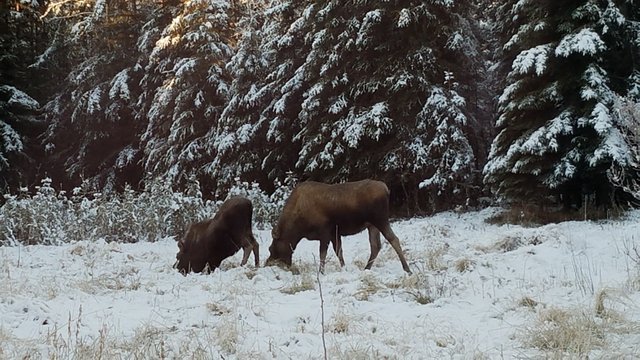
<box><xmin>265</xmin><ymin>180</ymin><xmax>411</xmax><ymax>274</ymax></box>
<box><xmin>175</xmin><ymin>197</ymin><xmax>259</xmax><ymax>274</ymax></box>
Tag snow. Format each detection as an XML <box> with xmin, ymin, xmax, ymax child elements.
<box><xmin>1</xmin><ymin>121</ymin><xmax>23</xmax><ymax>155</ymax></box>
<box><xmin>512</xmin><ymin>45</ymin><xmax>550</xmax><ymax>76</ymax></box>
<box><xmin>86</xmin><ymin>87</ymin><xmax>102</xmax><ymax>114</ymax></box>
<box><xmin>2</xmin><ymin>209</ymin><xmax>640</xmax><ymax>358</ymax></box>
<box><xmin>555</xmin><ymin>28</ymin><xmax>606</xmax><ymax>57</ymax></box>
<box><xmin>397</xmin><ymin>8</ymin><xmax>412</xmax><ymax>28</ymax></box>
<box><xmin>109</xmin><ymin>69</ymin><xmax>131</xmax><ymax>101</ymax></box>
<box><xmin>115</xmin><ymin>146</ymin><xmax>138</xmax><ymax>168</ymax></box>
<box><xmin>356</xmin><ymin>10</ymin><xmax>382</xmax><ymax>47</ymax></box>
<box><xmin>342</xmin><ymin>102</ymin><xmax>391</xmax><ymax>148</ymax></box>
<box><xmin>1</xmin><ymin>85</ymin><xmax>39</xmax><ymax>111</ymax></box>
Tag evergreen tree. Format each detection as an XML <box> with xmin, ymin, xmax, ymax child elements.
<box><xmin>210</xmin><ymin>0</ymin><xmax>271</xmax><ymax>191</ymax></box>
<box><xmin>39</xmin><ymin>0</ymin><xmax>148</xmax><ymax>192</ymax></box>
<box><xmin>0</xmin><ymin>1</ymin><xmax>48</xmax><ymax>192</ymax></box>
<box><xmin>218</xmin><ymin>0</ymin><xmax>483</xmax><ymax>211</ymax></box>
<box><xmin>212</xmin><ymin>0</ymin><xmax>312</xmax><ymax>193</ymax></box>
<box><xmin>137</xmin><ymin>0</ymin><xmax>237</xmax><ymax>192</ymax></box>
<box><xmin>0</xmin><ymin>86</ymin><xmax>41</xmax><ymax>192</ymax></box>
<box><xmin>608</xmin><ymin>97</ymin><xmax>640</xmax><ymax>205</ymax></box>
<box><xmin>484</xmin><ymin>0</ymin><xmax>640</xmax><ymax>209</ymax></box>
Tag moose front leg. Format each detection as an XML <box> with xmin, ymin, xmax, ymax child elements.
<box><xmin>318</xmin><ymin>238</ymin><xmax>330</xmax><ymax>274</ymax></box>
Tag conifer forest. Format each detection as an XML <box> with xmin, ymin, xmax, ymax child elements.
<box><xmin>2</xmin><ymin>0</ymin><xmax>639</xmax><ymax>215</ymax></box>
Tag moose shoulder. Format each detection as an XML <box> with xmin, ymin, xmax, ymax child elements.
<box><xmin>175</xmin><ymin>197</ymin><xmax>259</xmax><ymax>274</ymax></box>
<box><xmin>265</xmin><ymin>180</ymin><xmax>411</xmax><ymax>273</ymax></box>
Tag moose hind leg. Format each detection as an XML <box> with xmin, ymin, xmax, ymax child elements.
<box><xmin>365</xmin><ymin>226</ymin><xmax>382</xmax><ymax>270</ymax></box>
<box><xmin>240</xmin><ymin>245</ymin><xmax>252</xmax><ymax>266</ymax></box>
<box><xmin>239</xmin><ymin>232</ymin><xmax>259</xmax><ymax>267</ymax></box>
<box><xmin>379</xmin><ymin>223</ymin><xmax>412</xmax><ymax>274</ymax></box>
<box><xmin>332</xmin><ymin>231</ymin><xmax>345</xmax><ymax>267</ymax></box>
<box><xmin>249</xmin><ymin>233</ymin><xmax>260</xmax><ymax>267</ymax></box>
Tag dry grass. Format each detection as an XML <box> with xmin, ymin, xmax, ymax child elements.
<box><xmin>404</xmin><ymin>276</ymin><xmax>434</xmax><ymax>305</ymax></box>
<box><xmin>523</xmin><ymin>307</ymin><xmax>607</xmax><ymax>357</ymax></box>
<box><xmin>521</xmin><ymin>288</ymin><xmax>640</xmax><ymax>358</ymax></box>
<box><xmin>330</xmin><ymin>310</ymin><xmax>351</xmax><ymax>334</ymax></box>
<box><xmin>622</xmin><ymin>237</ymin><xmax>640</xmax><ymax>291</ymax></box>
<box><xmin>454</xmin><ymin>257</ymin><xmax>475</xmax><ymax>273</ymax></box>
<box><xmin>354</xmin><ymin>273</ymin><xmax>383</xmax><ymax>301</ymax></box>
<box><xmin>214</xmin><ymin>314</ymin><xmax>239</xmax><ymax>355</ymax></box>
<box><xmin>518</xmin><ymin>296</ymin><xmax>539</xmax><ymax>309</ymax></box>
<box><xmin>328</xmin><ymin>340</ymin><xmax>399</xmax><ymax>360</ymax></box>
<box><xmin>477</xmin><ymin>234</ymin><xmax>543</xmax><ymax>254</ymax></box>
<box><xmin>425</xmin><ymin>244</ymin><xmax>449</xmax><ymax>271</ymax></box>
<box><xmin>206</xmin><ymin>302</ymin><xmax>231</xmax><ymax>316</ymax></box>
<box><xmin>389</xmin><ymin>270</ymin><xmax>440</xmax><ymax>305</ymax></box>
<box><xmin>244</xmin><ymin>268</ymin><xmax>258</xmax><ymax>280</ymax></box>
<box><xmin>280</xmin><ymin>272</ymin><xmax>315</xmax><ymax>294</ymax></box>
<box><xmin>76</xmin><ymin>268</ymin><xmax>142</xmax><ymax>294</ymax></box>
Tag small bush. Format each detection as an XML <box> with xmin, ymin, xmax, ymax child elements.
<box><xmin>227</xmin><ymin>173</ymin><xmax>296</xmax><ymax>229</ymax></box>
<box><xmin>0</xmin><ymin>176</ymin><xmax>294</xmax><ymax>245</ymax></box>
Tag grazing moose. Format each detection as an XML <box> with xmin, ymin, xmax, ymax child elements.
<box><xmin>175</xmin><ymin>197</ymin><xmax>259</xmax><ymax>274</ymax></box>
<box><xmin>265</xmin><ymin>180</ymin><xmax>412</xmax><ymax>274</ymax></box>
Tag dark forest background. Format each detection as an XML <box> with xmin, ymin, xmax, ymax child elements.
<box><xmin>1</xmin><ymin>0</ymin><xmax>639</xmax><ymax>215</ymax></box>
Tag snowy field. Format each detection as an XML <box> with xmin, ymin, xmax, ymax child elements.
<box><xmin>1</xmin><ymin>208</ymin><xmax>640</xmax><ymax>359</ymax></box>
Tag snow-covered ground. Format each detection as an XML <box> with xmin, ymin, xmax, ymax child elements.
<box><xmin>1</xmin><ymin>208</ymin><xmax>639</xmax><ymax>359</ymax></box>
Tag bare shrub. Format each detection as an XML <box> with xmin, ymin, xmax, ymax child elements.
<box><xmin>571</xmin><ymin>252</ymin><xmax>596</xmax><ymax>296</ymax></box>
<box><xmin>621</xmin><ymin>237</ymin><xmax>640</xmax><ymax>291</ymax></box>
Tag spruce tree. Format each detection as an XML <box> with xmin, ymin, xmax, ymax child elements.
<box><xmin>0</xmin><ymin>1</ymin><xmax>49</xmax><ymax>192</ymax></box>
<box><xmin>39</xmin><ymin>0</ymin><xmax>147</xmax><ymax>192</ymax></box>
<box><xmin>217</xmin><ymin>0</ymin><xmax>483</xmax><ymax>211</ymax></box>
<box><xmin>212</xmin><ymin>0</ymin><xmax>312</xmax><ymax>192</ymax></box>
<box><xmin>484</xmin><ymin>0</ymin><xmax>640</xmax><ymax>209</ymax></box>
<box><xmin>137</xmin><ymin>0</ymin><xmax>236</xmax><ymax>192</ymax></box>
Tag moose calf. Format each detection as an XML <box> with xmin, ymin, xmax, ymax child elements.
<box><xmin>175</xmin><ymin>197</ymin><xmax>259</xmax><ymax>274</ymax></box>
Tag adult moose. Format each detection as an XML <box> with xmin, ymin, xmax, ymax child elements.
<box><xmin>175</xmin><ymin>196</ymin><xmax>259</xmax><ymax>274</ymax></box>
<box><xmin>265</xmin><ymin>180</ymin><xmax>412</xmax><ymax>274</ymax></box>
